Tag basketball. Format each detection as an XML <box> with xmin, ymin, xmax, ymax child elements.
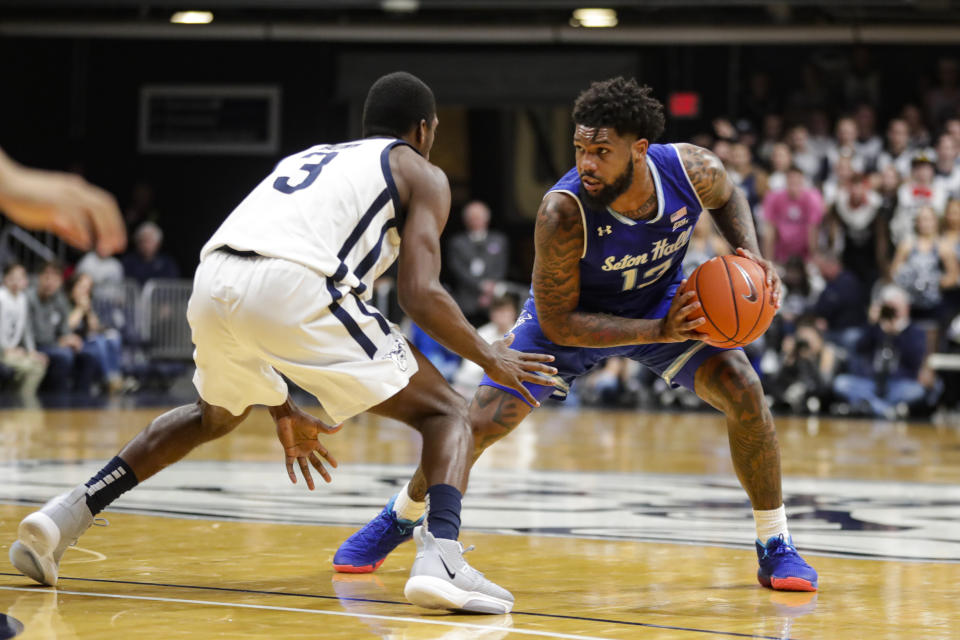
<box><xmin>679</xmin><ymin>255</ymin><xmax>775</xmax><ymax>348</ymax></box>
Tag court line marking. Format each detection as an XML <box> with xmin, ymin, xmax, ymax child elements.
<box><xmin>0</xmin><ymin>585</ymin><xmax>608</xmax><ymax>640</ymax></box>
<box><xmin>0</xmin><ymin>573</ymin><xmax>799</xmax><ymax>640</ymax></box>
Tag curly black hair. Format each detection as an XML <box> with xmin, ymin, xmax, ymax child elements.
<box><xmin>572</xmin><ymin>77</ymin><xmax>665</xmax><ymax>142</ymax></box>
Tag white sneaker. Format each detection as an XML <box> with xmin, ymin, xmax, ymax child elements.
<box><xmin>9</xmin><ymin>486</ymin><xmax>96</xmax><ymax>586</ymax></box>
<box><xmin>404</xmin><ymin>526</ymin><xmax>514</xmax><ymax>614</ymax></box>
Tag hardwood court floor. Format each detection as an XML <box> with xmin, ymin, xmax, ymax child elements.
<box><xmin>0</xmin><ymin>406</ymin><xmax>958</xmax><ymax>639</ymax></box>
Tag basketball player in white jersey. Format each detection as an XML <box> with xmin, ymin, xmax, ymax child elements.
<box><xmin>9</xmin><ymin>71</ymin><xmax>555</xmax><ymax>615</ymax></box>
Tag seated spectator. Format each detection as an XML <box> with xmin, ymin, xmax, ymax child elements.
<box><xmin>828</xmin><ymin>172</ymin><xmax>883</xmax><ymax>286</ymax></box>
<box><xmin>122</xmin><ymin>222</ymin><xmax>179</xmax><ymax>286</ymax></box>
<box><xmin>728</xmin><ymin>143</ymin><xmax>767</xmax><ymax>219</ymax></box>
<box><xmin>832</xmin><ymin>286</ymin><xmax>933</xmax><ymax>419</ymax></box>
<box><xmin>901</xmin><ymin>103</ymin><xmax>931</xmax><ymax>149</ymax></box>
<box><xmin>891</xmin><ymin>206</ymin><xmax>959</xmax><ymax>321</ymax></box>
<box><xmin>933</xmin><ymin>133</ymin><xmax>960</xmax><ymax>199</ymax></box>
<box><xmin>75</xmin><ymin>250</ymin><xmax>124</xmax><ymax>291</ymax></box>
<box><xmin>812</xmin><ymin>253</ymin><xmax>869</xmax><ymax>351</ymax></box>
<box><xmin>28</xmin><ymin>262</ymin><xmax>93</xmax><ymax>393</ymax></box>
<box><xmin>787</xmin><ymin>124</ymin><xmax>823</xmax><ymax>183</ymax></box>
<box><xmin>452</xmin><ymin>295</ymin><xmax>518</xmax><ymax>395</ymax></box>
<box><xmin>806</xmin><ymin>109</ymin><xmax>834</xmax><ymax>159</ymax></box>
<box><xmin>779</xmin><ymin>256</ymin><xmax>820</xmax><ymax>329</ymax></box>
<box><xmin>826</xmin><ymin>116</ymin><xmax>867</xmax><ymax>174</ymax></box>
<box><xmin>766</xmin><ymin>142</ymin><xmax>792</xmax><ymax>193</ymax></box>
<box><xmin>821</xmin><ymin>154</ymin><xmax>855</xmax><ymax>211</ymax></box>
<box><xmin>947</xmin><ymin>117</ymin><xmax>960</xmax><ymax>149</ymax></box>
<box><xmin>889</xmin><ymin>154</ymin><xmax>949</xmax><ymax>245</ymax></box>
<box><xmin>761</xmin><ymin>166</ymin><xmax>825</xmax><ymax>264</ymax></box>
<box><xmin>770</xmin><ymin>315</ymin><xmax>837</xmax><ymax>414</ymax></box>
<box><xmin>67</xmin><ymin>273</ymin><xmax>128</xmax><ymax>393</ymax></box>
<box><xmin>876</xmin><ymin>118</ymin><xmax>915</xmax><ymax>179</ymax></box>
<box><xmin>854</xmin><ymin>104</ymin><xmax>884</xmax><ymax>172</ymax></box>
<box><xmin>0</xmin><ymin>264</ymin><xmax>47</xmax><ymax>399</ymax></box>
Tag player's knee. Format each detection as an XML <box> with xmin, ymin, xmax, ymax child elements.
<box><xmin>703</xmin><ymin>352</ymin><xmax>765</xmax><ymax>414</ymax></box>
<box><xmin>197</xmin><ymin>400</ymin><xmax>249</xmax><ymax>441</ymax></box>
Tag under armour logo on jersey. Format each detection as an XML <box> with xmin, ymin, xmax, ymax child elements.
<box><xmin>597</xmin><ymin>225</ymin><xmax>612</xmax><ymax>236</ymax></box>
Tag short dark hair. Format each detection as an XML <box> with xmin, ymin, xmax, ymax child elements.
<box><xmin>39</xmin><ymin>260</ymin><xmax>62</xmax><ymax>276</ymax></box>
<box><xmin>572</xmin><ymin>77</ymin><xmax>665</xmax><ymax>141</ymax></box>
<box><xmin>362</xmin><ymin>71</ymin><xmax>436</xmax><ymax>139</ymax></box>
<box><xmin>3</xmin><ymin>262</ymin><xmax>23</xmax><ymax>277</ymax></box>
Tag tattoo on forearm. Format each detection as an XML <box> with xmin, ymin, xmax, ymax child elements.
<box><xmin>678</xmin><ymin>143</ymin><xmax>760</xmax><ymax>255</ymax></box>
<box><xmin>533</xmin><ymin>196</ymin><xmax>662</xmax><ymax>347</ymax></box>
<box><xmin>710</xmin><ymin>186</ymin><xmax>761</xmax><ymax>255</ymax></box>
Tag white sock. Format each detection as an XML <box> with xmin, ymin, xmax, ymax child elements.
<box><xmin>753</xmin><ymin>505</ymin><xmax>789</xmax><ymax>542</ymax></box>
<box><xmin>392</xmin><ymin>482</ymin><xmax>425</xmax><ymax>522</ymax></box>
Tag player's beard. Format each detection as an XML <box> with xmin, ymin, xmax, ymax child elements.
<box><xmin>580</xmin><ymin>157</ymin><xmax>634</xmax><ymax>210</ymax></box>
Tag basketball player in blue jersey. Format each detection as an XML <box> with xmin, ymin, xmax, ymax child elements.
<box><xmin>335</xmin><ymin>77</ymin><xmax>818</xmax><ymax>592</ymax></box>
<box><xmin>9</xmin><ymin>72</ymin><xmax>558</xmax><ymax>614</ymax></box>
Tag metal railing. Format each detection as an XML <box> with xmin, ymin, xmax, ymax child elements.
<box><xmin>139</xmin><ymin>278</ymin><xmax>194</xmax><ymax>360</ymax></box>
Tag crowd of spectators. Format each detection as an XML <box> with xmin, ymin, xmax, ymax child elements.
<box><xmin>0</xmin><ymin>187</ymin><xmax>181</xmax><ymax>401</ymax></box>
<box><xmin>414</xmin><ymin>53</ymin><xmax>960</xmax><ymax>420</ymax></box>
<box><xmin>670</xmin><ymin>54</ymin><xmax>960</xmax><ymax>418</ymax></box>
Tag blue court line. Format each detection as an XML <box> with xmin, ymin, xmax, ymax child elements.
<box><xmin>0</xmin><ymin>572</ymin><xmax>797</xmax><ymax>640</ymax></box>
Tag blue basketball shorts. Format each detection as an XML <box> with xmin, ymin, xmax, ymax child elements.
<box><xmin>479</xmin><ymin>297</ymin><xmax>741</xmax><ymax>407</ymax></box>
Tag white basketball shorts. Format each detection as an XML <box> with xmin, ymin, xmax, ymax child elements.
<box><xmin>187</xmin><ymin>250</ymin><xmax>418</xmax><ymax>420</ymax></box>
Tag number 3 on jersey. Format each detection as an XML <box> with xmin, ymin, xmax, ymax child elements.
<box><xmin>273</xmin><ymin>150</ymin><xmax>338</xmax><ymax>194</ymax></box>
<box><xmin>621</xmin><ymin>258</ymin><xmax>673</xmax><ymax>291</ymax></box>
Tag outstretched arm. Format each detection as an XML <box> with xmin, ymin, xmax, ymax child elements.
<box><xmin>0</xmin><ymin>147</ymin><xmax>126</xmax><ymax>256</ymax></box>
<box><xmin>533</xmin><ymin>193</ymin><xmax>703</xmax><ymax>347</ymax></box>
<box><xmin>393</xmin><ymin>148</ymin><xmax>556</xmax><ymax>406</ymax></box>
<box><xmin>677</xmin><ymin>143</ymin><xmax>781</xmax><ymax>307</ymax></box>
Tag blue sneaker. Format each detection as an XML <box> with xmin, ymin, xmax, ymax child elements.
<box><xmin>756</xmin><ymin>535</ymin><xmax>818</xmax><ymax>592</ymax></box>
<box><xmin>333</xmin><ymin>495</ymin><xmax>422</xmax><ymax>573</ymax></box>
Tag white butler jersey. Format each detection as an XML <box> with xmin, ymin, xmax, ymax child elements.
<box><xmin>201</xmin><ymin>137</ymin><xmax>411</xmax><ymax>301</ymax></box>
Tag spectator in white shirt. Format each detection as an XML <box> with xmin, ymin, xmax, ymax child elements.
<box><xmin>826</xmin><ymin>116</ymin><xmax>866</xmax><ymax>174</ymax></box>
<box><xmin>934</xmin><ymin>133</ymin><xmax>960</xmax><ymax>199</ymax></box>
<box><xmin>890</xmin><ymin>154</ymin><xmax>950</xmax><ymax>245</ymax></box>
<box><xmin>767</xmin><ymin>142</ymin><xmax>792</xmax><ymax>193</ymax></box>
<box><xmin>0</xmin><ymin>263</ymin><xmax>47</xmax><ymax>398</ymax></box>
<box><xmin>876</xmin><ymin>119</ymin><xmax>915</xmax><ymax>179</ymax></box>
<box><xmin>787</xmin><ymin>124</ymin><xmax>823</xmax><ymax>183</ymax></box>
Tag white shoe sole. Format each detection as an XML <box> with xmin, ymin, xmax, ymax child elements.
<box><xmin>10</xmin><ymin>512</ymin><xmax>61</xmax><ymax>586</ymax></box>
<box><xmin>404</xmin><ymin>575</ymin><xmax>513</xmax><ymax>614</ymax></box>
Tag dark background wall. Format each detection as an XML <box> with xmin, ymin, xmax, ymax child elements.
<box><xmin>0</xmin><ymin>36</ymin><xmax>957</xmax><ymax>277</ymax></box>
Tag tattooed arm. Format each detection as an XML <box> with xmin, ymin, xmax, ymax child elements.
<box><xmin>677</xmin><ymin>143</ymin><xmax>782</xmax><ymax>306</ymax></box>
<box><xmin>533</xmin><ymin>193</ymin><xmax>703</xmax><ymax>347</ymax></box>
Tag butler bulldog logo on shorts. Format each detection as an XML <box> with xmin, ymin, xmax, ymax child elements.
<box><xmin>383</xmin><ymin>336</ymin><xmax>409</xmax><ymax>372</ymax></box>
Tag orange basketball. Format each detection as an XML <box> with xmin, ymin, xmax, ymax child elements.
<box><xmin>678</xmin><ymin>255</ymin><xmax>776</xmax><ymax>348</ymax></box>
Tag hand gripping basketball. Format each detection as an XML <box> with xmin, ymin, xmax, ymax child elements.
<box><xmin>659</xmin><ymin>283</ymin><xmax>707</xmax><ymax>343</ymax></box>
<box><xmin>678</xmin><ymin>254</ymin><xmax>778</xmax><ymax>348</ymax></box>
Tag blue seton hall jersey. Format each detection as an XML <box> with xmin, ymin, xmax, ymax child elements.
<box><xmin>547</xmin><ymin>143</ymin><xmax>705</xmax><ymax>319</ymax></box>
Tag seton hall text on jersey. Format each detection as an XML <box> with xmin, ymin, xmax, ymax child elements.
<box><xmin>600</xmin><ymin>228</ymin><xmax>692</xmax><ymax>272</ymax></box>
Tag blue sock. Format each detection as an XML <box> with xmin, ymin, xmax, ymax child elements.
<box><xmin>84</xmin><ymin>456</ymin><xmax>138</xmax><ymax>515</ymax></box>
<box><xmin>425</xmin><ymin>484</ymin><xmax>462</xmax><ymax>540</ymax></box>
